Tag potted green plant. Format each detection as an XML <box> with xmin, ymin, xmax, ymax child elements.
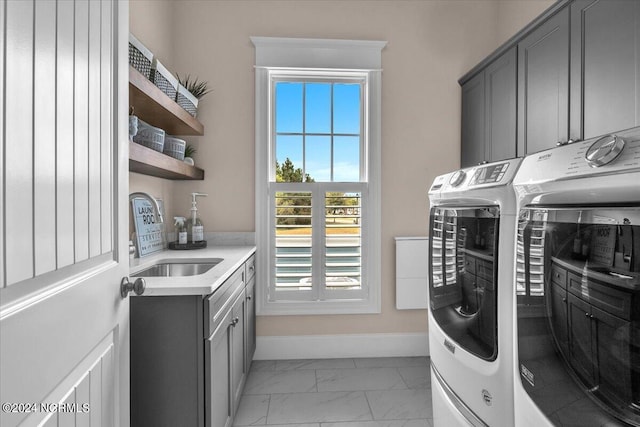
<box><xmin>177</xmin><ymin>74</ymin><xmax>212</xmax><ymax>99</ymax></box>
<box><xmin>184</xmin><ymin>144</ymin><xmax>197</xmax><ymax>166</ymax></box>
<box><xmin>176</xmin><ymin>74</ymin><xmax>211</xmax><ymax>117</ymax></box>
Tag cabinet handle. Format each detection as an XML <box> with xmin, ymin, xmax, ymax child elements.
<box><xmin>562</xmin><ymin>297</ymin><xmax>566</xmax><ymax>303</ymax></box>
<box><xmin>585</xmin><ymin>312</ymin><xmax>590</xmax><ymax>317</ymax></box>
<box><xmin>231</xmin><ymin>317</ymin><xmax>240</xmax><ymax>327</ymax></box>
<box><xmin>590</xmin><ymin>314</ymin><xmax>594</xmax><ymax>319</ymax></box>
<box><xmin>247</xmin><ymin>295</ymin><xmax>252</xmax><ymax>301</ymax></box>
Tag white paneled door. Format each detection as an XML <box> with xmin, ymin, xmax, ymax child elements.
<box><xmin>1</xmin><ymin>1</ymin><xmax>130</xmax><ymax>426</ymax></box>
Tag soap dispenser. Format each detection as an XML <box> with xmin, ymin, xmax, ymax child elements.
<box><xmin>186</xmin><ymin>193</ymin><xmax>207</xmax><ymax>244</ymax></box>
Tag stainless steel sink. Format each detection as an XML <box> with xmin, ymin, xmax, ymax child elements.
<box><xmin>132</xmin><ymin>258</ymin><xmax>223</xmax><ymax>277</ymax></box>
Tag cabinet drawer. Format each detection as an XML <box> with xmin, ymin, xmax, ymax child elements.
<box><xmin>205</xmin><ymin>266</ymin><xmax>245</xmax><ymax>337</ymax></box>
<box><xmin>568</xmin><ymin>273</ymin><xmax>631</xmax><ymax>320</ymax></box>
<box><xmin>550</xmin><ymin>264</ymin><xmax>567</xmax><ymax>289</ymax></box>
<box><xmin>245</xmin><ymin>254</ymin><xmax>256</xmax><ymax>283</ymax></box>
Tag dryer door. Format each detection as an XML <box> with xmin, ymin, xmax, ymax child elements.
<box><xmin>516</xmin><ymin>206</ymin><xmax>640</xmax><ymax>426</ymax></box>
<box><xmin>429</xmin><ymin>206</ymin><xmax>499</xmax><ymax>361</ymax></box>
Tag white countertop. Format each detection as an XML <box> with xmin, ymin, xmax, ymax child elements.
<box><xmin>129</xmin><ymin>243</ymin><xmax>256</xmax><ymax>297</ymax></box>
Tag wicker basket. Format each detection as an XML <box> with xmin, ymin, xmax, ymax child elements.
<box><xmin>133</xmin><ymin>120</ymin><xmax>165</xmax><ymax>153</ymax></box>
<box><xmin>176</xmin><ymin>84</ymin><xmax>199</xmax><ymax>117</ymax></box>
<box><xmin>151</xmin><ymin>59</ymin><xmax>178</xmax><ymax>101</ymax></box>
<box><xmin>163</xmin><ymin>136</ymin><xmax>186</xmax><ymax>160</ymax></box>
<box><xmin>128</xmin><ymin>34</ymin><xmax>153</xmax><ymax>79</ymax></box>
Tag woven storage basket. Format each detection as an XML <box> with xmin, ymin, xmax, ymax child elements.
<box><xmin>176</xmin><ymin>84</ymin><xmax>199</xmax><ymax>117</ymax></box>
<box><xmin>163</xmin><ymin>136</ymin><xmax>186</xmax><ymax>160</ymax></box>
<box><xmin>128</xmin><ymin>34</ymin><xmax>153</xmax><ymax>79</ymax></box>
<box><xmin>151</xmin><ymin>59</ymin><xmax>178</xmax><ymax>101</ymax></box>
<box><xmin>133</xmin><ymin>120</ymin><xmax>165</xmax><ymax>153</ymax></box>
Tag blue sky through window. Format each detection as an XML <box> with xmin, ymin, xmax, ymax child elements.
<box><xmin>275</xmin><ymin>81</ymin><xmax>361</xmax><ymax>182</ymax></box>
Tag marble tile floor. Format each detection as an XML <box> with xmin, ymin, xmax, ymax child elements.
<box><xmin>233</xmin><ymin>356</ymin><xmax>434</xmax><ymax>427</ymax></box>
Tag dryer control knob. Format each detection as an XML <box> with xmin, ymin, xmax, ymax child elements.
<box><xmin>585</xmin><ymin>134</ymin><xmax>625</xmax><ymax>167</ymax></box>
<box><xmin>449</xmin><ymin>170</ymin><xmax>466</xmax><ymax>187</ymax></box>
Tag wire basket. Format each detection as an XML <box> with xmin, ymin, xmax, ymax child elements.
<box><xmin>151</xmin><ymin>59</ymin><xmax>178</xmax><ymax>101</ymax></box>
<box><xmin>129</xmin><ymin>34</ymin><xmax>153</xmax><ymax>79</ymax></box>
<box><xmin>133</xmin><ymin>120</ymin><xmax>165</xmax><ymax>152</ymax></box>
<box><xmin>176</xmin><ymin>84</ymin><xmax>199</xmax><ymax>117</ymax></box>
<box><xmin>163</xmin><ymin>136</ymin><xmax>186</xmax><ymax>160</ymax></box>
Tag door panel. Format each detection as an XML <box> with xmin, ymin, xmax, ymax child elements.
<box><xmin>568</xmin><ymin>293</ymin><xmax>594</xmax><ymax>385</ymax></box>
<box><xmin>485</xmin><ymin>47</ymin><xmax>516</xmax><ymax>162</ymax></box>
<box><xmin>4</xmin><ymin>0</ymin><xmax>34</xmax><ymax>285</ymax></box>
<box><xmin>571</xmin><ymin>0</ymin><xmax>640</xmax><ymax>140</ymax></box>
<box><xmin>231</xmin><ymin>291</ymin><xmax>247</xmax><ymax>412</ymax></box>
<box><xmin>0</xmin><ymin>1</ymin><xmax>129</xmax><ymax>426</ymax></box>
<box><xmin>517</xmin><ymin>8</ymin><xmax>570</xmax><ymax>156</ymax></box>
<box><xmin>461</xmin><ymin>72</ymin><xmax>485</xmax><ymax>168</ymax></box>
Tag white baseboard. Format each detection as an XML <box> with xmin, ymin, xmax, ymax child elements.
<box><xmin>254</xmin><ymin>332</ymin><xmax>429</xmax><ymax>360</ymax></box>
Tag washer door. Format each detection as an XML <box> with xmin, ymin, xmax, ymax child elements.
<box><xmin>429</xmin><ymin>206</ymin><xmax>499</xmax><ymax>361</ymax></box>
<box><xmin>516</xmin><ymin>206</ymin><xmax>640</xmax><ymax>426</ymax></box>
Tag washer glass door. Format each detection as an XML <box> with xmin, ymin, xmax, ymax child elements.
<box><xmin>516</xmin><ymin>206</ymin><xmax>640</xmax><ymax>426</ymax></box>
<box><xmin>429</xmin><ymin>206</ymin><xmax>499</xmax><ymax>360</ymax></box>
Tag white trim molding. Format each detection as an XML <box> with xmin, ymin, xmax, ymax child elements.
<box><xmin>254</xmin><ymin>333</ymin><xmax>429</xmax><ymax>360</ymax></box>
<box><xmin>250</xmin><ymin>36</ymin><xmax>386</xmax><ymax>70</ymax></box>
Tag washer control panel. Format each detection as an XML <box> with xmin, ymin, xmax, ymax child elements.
<box><xmin>515</xmin><ymin>129</ymin><xmax>640</xmax><ymax>185</ymax></box>
<box><xmin>469</xmin><ymin>162</ymin><xmax>510</xmax><ymax>185</ymax></box>
<box><xmin>433</xmin><ymin>157</ymin><xmax>522</xmax><ymax>195</ymax></box>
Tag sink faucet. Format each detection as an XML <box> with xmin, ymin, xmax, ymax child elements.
<box><xmin>129</xmin><ymin>192</ymin><xmax>164</xmax><ymax>223</ymax></box>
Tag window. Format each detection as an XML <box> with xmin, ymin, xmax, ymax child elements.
<box><xmin>252</xmin><ymin>37</ymin><xmax>386</xmax><ymax>315</ymax></box>
<box><xmin>271</xmin><ymin>73</ymin><xmax>366</xmax><ymax>304</ymax></box>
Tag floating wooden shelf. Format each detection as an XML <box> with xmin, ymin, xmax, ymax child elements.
<box><xmin>129</xmin><ymin>142</ymin><xmax>205</xmax><ymax>180</ymax></box>
<box><xmin>129</xmin><ymin>66</ymin><xmax>204</xmax><ymax>136</ymax></box>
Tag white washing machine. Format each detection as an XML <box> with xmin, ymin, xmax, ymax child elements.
<box><xmin>512</xmin><ymin>130</ymin><xmax>640</xmax><ymax>426</ymax></box>
<box><xmin>428</xmin><ymin>157</ymin><xmax>522</xmax><ymax>427</ymax></box>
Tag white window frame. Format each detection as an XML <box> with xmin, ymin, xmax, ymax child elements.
<box><xmin>252</xmin><ymin>37</ymin><xmax>386</xmax><ymax>315</ymax></box>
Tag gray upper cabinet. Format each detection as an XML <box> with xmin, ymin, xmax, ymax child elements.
<box><xmin>461</xmin><ymin>72</ymin><xmax>486</xmax><ymax>167</ymax></box>
<box><xmin>485</xmin><ymin>47</ymin><xmax>517</xmax><ymax>163</ymax></box>
<box><xmin>460</xmin><ymin>47</ymin><xmax>516</xmax><ymax>168</ymax></box>
<box><xmin>570</xmin><ymin>0</ymin><xmax>640</xmax><ymax>141</ymax></box>
<box><xmin>460</xmin><ymin>0</ymin><xmax>640</xmax><ymax>163</ymax></box>
<box><xmin>517</xmin><ymin>8</ymin><xmax>570</xmax><ymax>156</ymax></box>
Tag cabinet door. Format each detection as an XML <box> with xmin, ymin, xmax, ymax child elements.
<box><xmin>245</xmin><ymin>278</ymin><xmax>256</xmax><ymax>369</ymax></box>
<box><xmin>550</xmin><ymin>282</ymin><xmax>569</xmax><ymax>355</ymax></box>
<box><xmin>567</xmin><ymin>293</ymin><xmax>595</xmax><ymax>386</ymax></box>
<box><xmin>570</xmin><ymin>0</ymin><xmax>640</xmax><ymax>140</ymax></box>
<box><xmin>230</xmin><ymin>290</ymin><xmax>247</xmax><ymax>414</ymax></box>
<box><xmin>461</xmin><ymin>72</ymin><xmax>485</xmax><ymax>168</ymax></box>
<box><xmin>485</xmin><ymin>47</ymin><xmax>517</xmax><ymax>162</ymax></box>
<box><xmin>206</xmin><ymin>310</ymin><xmax>233</xmax><ymax>427</ymax></box>
<box><xmin>518</xmin><ymin>8</ymin><xmax>570</xmax><ymax>156</ymax></box>
<box><xmin>592</xmin><ymin>305</ymin><xmax>632</xmax><ymax>405</ymax></box>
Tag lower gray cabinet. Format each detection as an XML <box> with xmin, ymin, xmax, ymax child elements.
<box><xmin>207</xmin><ymin>306</ymin><xmax>233</xmax><ymax>427</ymax></box>
<box><xmin>131</xmin><ymin>255</ymin><xmax>256</xmax><ymax>427</ymax></box>
<box><xmin>230</xmin><ymin>289</ymin><xmax>247</xmax><ymax>414</ymax></box>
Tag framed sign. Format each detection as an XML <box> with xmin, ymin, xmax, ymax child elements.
<box><xmin>131</xmin><ymin>197</ymin><xmax>165</xmax><ymax>257</ymax></box>
<box><xmin>589</xmin><ymin>224</ymin><xmax>616</xmax><ymax>266</ymax></box>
